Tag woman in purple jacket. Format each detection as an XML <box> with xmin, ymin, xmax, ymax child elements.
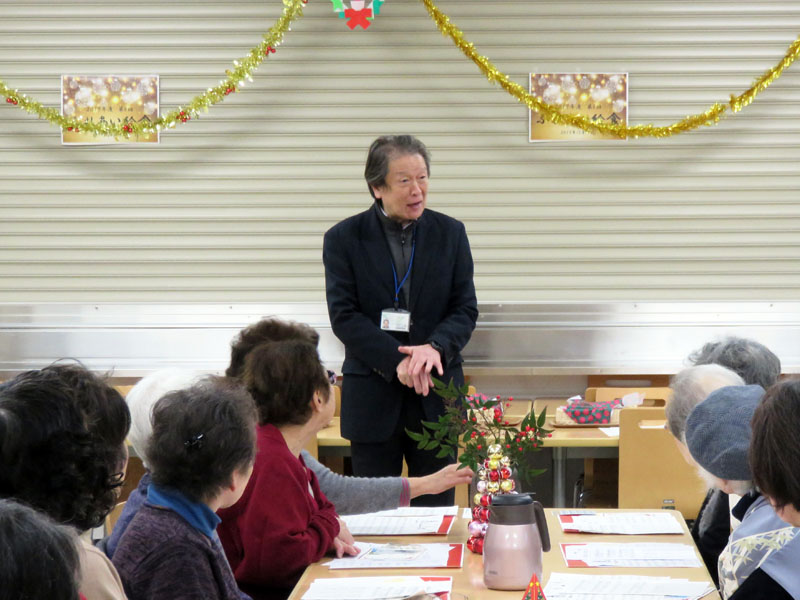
<box><xmin>112</xmin><ymin>377</ymin><xmax>257</xmax><ymax>600</ymax></box>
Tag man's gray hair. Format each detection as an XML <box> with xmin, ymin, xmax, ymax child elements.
<box><xmin>666</xmin><ymin>364</ymin><xmax>744</xmax><ymax>442</ymax></box>
<box><xmin>364</xmin><ymin>135</ymin><xmax>430</xmax><ymax>201</ymax></box>
<box><xmin>689</xmin><ymin>336</ymin><xmax>781</xmax><ymax>389</ymax></box>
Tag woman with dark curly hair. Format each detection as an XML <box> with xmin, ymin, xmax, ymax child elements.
<box><xmin>112</xmin><ymin>377</ymin><xmax>257</xmax><ymax>600</ymax></box>
<box><xmin>0</xmin><ymin>498</ymin><xmax>82</xmax><ymax>600</ymax></box>
<box><xmin>0</xmin><ymin>363</ymin><xmax>130</xmax><ymax>600</ymax></box>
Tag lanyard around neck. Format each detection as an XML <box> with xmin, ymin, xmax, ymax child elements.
<box><xmin>390</xmin><ymin>235</ymin><xmax>416</xmax><ymax>309</ymax></box>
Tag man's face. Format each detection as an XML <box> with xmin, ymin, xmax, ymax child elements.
<box><xmin>372</xmin><ymin>153</ymin><xmax>428</xmax><ymax>223</ymax></box>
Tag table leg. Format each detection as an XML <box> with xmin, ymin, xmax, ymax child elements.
<box><xmin>553</xmin><ymin>447</ymin><xmax>567</xmax><ymax>508</ymax></box>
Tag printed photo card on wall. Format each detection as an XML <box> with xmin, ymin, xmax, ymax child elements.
<box><xmin>61</xmin><ymin>75</ymin><xmax>159</xmax><ymax>144</ymax></box>
<box><xmin>528</xmin><ymin>73</ymin><xmax>628</xmax><ymax>142</ymax></box>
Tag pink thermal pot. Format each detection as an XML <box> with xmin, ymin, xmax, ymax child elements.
<box><xmin>482</xmin><ymin>494</ymin><xmax>551</xmax><ymax>590</ymax></box>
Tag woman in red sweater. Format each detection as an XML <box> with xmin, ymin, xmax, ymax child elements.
<box><xmin>217</xmin><ymin>340</ymin><xmax>358</xmax><ymax>600</ymax></box>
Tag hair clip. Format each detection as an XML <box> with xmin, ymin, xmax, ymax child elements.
<box><xmin>184</xmin><ymin>433</ymin><xmax>205</xmax><ymax>450</ymax></box>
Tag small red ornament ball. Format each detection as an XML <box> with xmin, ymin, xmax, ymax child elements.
<box><xmin>480</xmin><ymin>494</ymin><xmax>492</xmax><ymax>507</ymax></box>
<box><xmin>489</xmin><ymin>470</ymin><xmax>500</xmax><ymax>482</ymax></box>
<box><xmin>499</xmin><ymin>467</ymin><xmax>512</xmax><ymax>480</ymax></box>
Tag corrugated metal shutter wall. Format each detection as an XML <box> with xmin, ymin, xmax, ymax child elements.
<box><xmin>1</xmin><ymin>0</ymin><xmax>799</xmax><ymax>301</ymax></box>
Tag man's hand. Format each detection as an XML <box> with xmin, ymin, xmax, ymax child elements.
<box><xmin>396</xmin><ymin>355</ymin><xmax>434</xmax><ymax>396</ymax></box>
<box><xmin>397</xmin><ymin>344</ymin><xmax>443</xmax><ymax>396</ymax></box>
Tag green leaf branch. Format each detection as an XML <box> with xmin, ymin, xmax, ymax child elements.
<box><xmin>406</xmin><ymin>378</ymin><xmax>552</xmax><ymax>483</ymax></box>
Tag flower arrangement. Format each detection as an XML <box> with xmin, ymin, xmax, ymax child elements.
<box><xmin>406</xmin><ymin>379</ymin><xmax>552</xmax><ymax>483</ymax></box>
<box><xmin>407</xmin><ymin>379</ymin><xmax>552</xmax><ymax>554</ymax></box>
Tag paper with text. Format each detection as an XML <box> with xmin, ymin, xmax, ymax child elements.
<box><xmin>560</xmin><ymin>542</ymin><xmax>702</xmax><ymax>568</ymax></box>
<box><xmin>327</xmin><ymin>542</ymin><xmax>463</xmax><ymax>569</ymax></box>
<box><xmin>558</xmin><ymin>511</ymin><xmax>683</xmax><ymax>535</ymax></box>
<box><xmin>301</xmin><ymin>575</ymin><xmax>452</xmax><ymax>599</ymax></box>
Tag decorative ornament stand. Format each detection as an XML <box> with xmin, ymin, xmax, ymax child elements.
<box><xmin>466</xmin><ymin>443</ymin><xmax>516</xmax><ymax>555</ymax></box>
<box><xmin>521</xmin><ymin>573</ymin><xmax>547</xmax><ymax>600</ymax></box>
<box><xmin>408</xmin><ymin>381</ymin><xmax>551</xmax><ymax>556</ymax></box>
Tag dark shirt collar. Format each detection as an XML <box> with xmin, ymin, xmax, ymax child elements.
<box><xmin>732</xmin><ymin>489</ymin><xmax>761</xmax><ymax>522</ymax></box>
<box><xmin>146</xmin><ymin>483</ymin><xmax>221</xmax><ymax>539</ymax></box>
<box><xmin>373</xmin><ymin>201</ymin><xmax>421</xmax><ymax>231</ymax></box>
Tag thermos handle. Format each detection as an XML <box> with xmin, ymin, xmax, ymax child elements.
<box><xmin>532</xmin><ymin>501</ymin><xmax>551</xmax><ymax>552</ymax></box>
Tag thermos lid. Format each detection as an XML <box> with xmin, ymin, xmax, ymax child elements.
<box><xmin>489</xmin><ymin>493</ymin><xmax>535</xmax><ymax>525</ymax></box>
<box><xmin>491</xmin><ymin>493</ymin><xmax>533</xmax><ymax>506</ymax></box>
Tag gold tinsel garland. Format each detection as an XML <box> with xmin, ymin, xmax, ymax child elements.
<box><xmin>420</xmin><ymin>0</ymin><xmax>800</xmax><ymax>139</ymax></box>
<box><xmin>0</xmin><ymin>0</ymin><xmax>306</xmax><ymax>138</ymax></box>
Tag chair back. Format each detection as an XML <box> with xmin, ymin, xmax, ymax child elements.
<box><xmin>592</xmin><ymin>386</ymin><xmax>672</xmax><ymax>407</ymax></box>
<box><xmin>105</xmin><ymin>500</ymin><xmax>127</xmax><ymax>536</ymax></box>
<box><xmin>333</xmin><ymin>384</ymin><xmax>341</xmax><ymax>417</ymax></box>
<box><xmin>114</xmin><ymin>384</ymin><xmax>135</xmax><ymax>398</ymax></box>
<box><xmin>618</xmin><ymin>407</ymin><xmax>707</xmax><ymax>519</ymax></box>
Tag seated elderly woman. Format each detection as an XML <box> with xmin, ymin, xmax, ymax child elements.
<box><xmin>685</xmin><ymin>384</ymin><xmax>800</xmax><ymax>600</ymax></box>
<box><xmin>0</xmin><ymin>363</ymin><xmax>130</xmax><ymax>600</ymax></box>
<box><xmin>112</xmin><ymin>378</ymin><xmax>257</xmax><ymax>600</ymax></box>
<box><xmin>750</xmin><ymin>379</ymin><xmax>800</xmax><ymax>529</ymax></box>
<box><xmin>104</xmin><ymin>368</ymin><xmax>204</xmax><ymax>558</ymax></box>
<box><xmin>0</xmin><ymin>498</ymin><xmax>82</xmax><ymax>600</ymax></box>
<box><xmin>217</xmin><ymin>339</ymin><xmax>359</xmax><ymax>600</ymax></box>
<box><xmin>226</xmin><ymin>317</ymin><xmax>473</xmax><ymax>514</ymax></box>
<box><xmin>666</xmin><ymin>363</ymin><xmax>744</xmax><ymax>582</ymax></box>
<box><xmin>690</xmin><ymin>336</ymin><xmax>781</xmax><ymax>390</ymax></box>
<box><xmin>675</xmin><ymin>337</ymin><xmax>781</xmax><ymax>585</ymax></box>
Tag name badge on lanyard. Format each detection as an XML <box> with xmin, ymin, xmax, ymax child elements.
<box><xmin>381</xmin><ymin>308</ymin><xmax>410</xmax><ymax>332</ymax></box>
<box><xmin>380</xmin><ymin>234</ymin><xmax>415</xmax><ymax>333</ymax></box>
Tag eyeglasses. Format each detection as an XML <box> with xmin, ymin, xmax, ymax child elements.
<box><xmin>326</xmin><ymin>370</ymin><xmax>338</xmax><ymax>385</ymax></box>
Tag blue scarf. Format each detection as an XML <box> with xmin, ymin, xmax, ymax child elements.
<box><xmin>146</xmin><ymin>483</ymin><xmax>220</xmax><ymax>540</ymax></box>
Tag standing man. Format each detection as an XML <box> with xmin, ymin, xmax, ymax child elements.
<box><xmin>323</xmin><ymin>135</ymin><xmax>478</xmax><ymax>505</ymax></box>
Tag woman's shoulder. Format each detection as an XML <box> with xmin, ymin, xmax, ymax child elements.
<box><xmin>79</xmin><ymin>538</ymin><xmax>128</xmax><ymax>600</ymax></box>
<box><xmin>118</xmin><ymin>505</ymin><xmax>211</xmax><ymax>556</ymax></box>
